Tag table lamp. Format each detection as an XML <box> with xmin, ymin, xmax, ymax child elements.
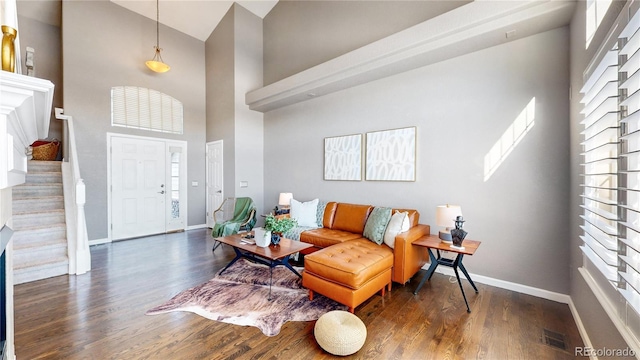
<box><xmin>436</xmin><ymin>204</ymin><xmax>462</xmax><ymax>243</ymax></box>
<box><xmin>278</xmin><ymin>192</ymin><xmax>293</xmax><ymax>211</ymax></box>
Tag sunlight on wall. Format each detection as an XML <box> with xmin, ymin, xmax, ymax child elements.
<box><xmin>483</xmin><ymin>97</ymin><xmax>536</xmax><ymax>182</ymax></box>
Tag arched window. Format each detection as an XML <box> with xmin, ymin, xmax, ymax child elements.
<box><xmin>111</xmin><ymin>86</ymin><xmax>183</xmax><ymax>134</ymax></box>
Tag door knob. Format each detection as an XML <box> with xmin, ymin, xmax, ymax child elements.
<box><xmin>216</xmin><ymin>190</ymin><xmax>222</xmax><ymax>193</ymax></box>
<box><xmin>158</xmin><ymin>190</ymin><xmax>165</xmax><ymax>194</ymax></box>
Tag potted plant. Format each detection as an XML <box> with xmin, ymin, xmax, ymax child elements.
<box><xmin>264</xmin><ymin>215</ymin><xmax>297</xmax><ymax>246</ymax></box>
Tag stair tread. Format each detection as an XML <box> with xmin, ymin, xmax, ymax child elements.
<box><xmin>14</xmin><ymin>183</ymin><xmax>62</xmax><ymax>187</ymax></box>
<box><xmin>14</xmin><ymin>223</ymin><xmax>66</xmax><ymax>232</ymax></box>
<box><xmin>14</xmin><ymin>238</ymin><xmax>66</xmax><ymax>250</ymax></box>
<box><xmin>14</xmin><ymin>256</ymin><xmax>69</xmax><ymax>271</ymax></box>
<box><xmin>14</xmin><ymin>195</ymin><xmax>63</xmax><ymax>200</ymax></box>
<box><xmin>13</xmin><ymin>209</ymin><xmax>65</xmax><ymax>215</ymax></box>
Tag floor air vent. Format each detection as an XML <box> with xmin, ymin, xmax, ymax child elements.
<box><xmin>542</xmin><ymin>328</ymin><xmax>567</xmax><ymax>351</ymax></box>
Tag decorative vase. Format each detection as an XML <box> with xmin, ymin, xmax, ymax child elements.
<box><xmin>271</xmin><ymin>232</ymin><xmax>281</xmax><ymax>246</ymax></box>
<box><xmin>254</xmin><ymin>228</ymin><xmax>270</xmax><ymax>248</ymax></box>
<box><xmin>1</xmin><ymin>25</ymin><xmax>17</xmax><ymax>72</ymax></box>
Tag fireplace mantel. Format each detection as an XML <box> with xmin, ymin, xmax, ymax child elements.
<box><xmin>0</xmin><ymin>70</ymin><xmax>54</xmax><ymax>189</ymax></box>
<box><xmin>0</xmin><ymin>70</ymin><xmax>54</xmax><ymax>360</ymax></box>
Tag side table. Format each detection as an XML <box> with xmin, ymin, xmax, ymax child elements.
<box><xmin>412</xmin><ymin>234</ymin><xmax>481</xmax><ymax>313</ymax></box>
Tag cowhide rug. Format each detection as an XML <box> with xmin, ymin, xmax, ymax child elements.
<box><xmin>146</xmin><ymin>258</ymin><xmax>346</xmax><ymax>336</ymax></box>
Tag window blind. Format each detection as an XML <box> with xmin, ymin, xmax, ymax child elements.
<box><xmin>580</xmin><ymin>46</ymin><xmax>620</xmax><ymax>284</ymax></box>
<box><xmin>618</xmin><ymin>10</ymin><xmax>640</xmax><ymax>315</ymax></box>
<box><xmin>111</xmin><ymin>86</ymin><xmax>183</xmax><ymax>134</ymax></box>
<box><xmin>580</xmin><ymin>7</ymin><xmax>640</xmax><ymax>320</ymax></box>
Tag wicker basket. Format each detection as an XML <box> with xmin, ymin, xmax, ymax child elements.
<box><xmin>32</xmin><ymin>141</ymin><xmax>59</xmax><ymax>161</ymax></box>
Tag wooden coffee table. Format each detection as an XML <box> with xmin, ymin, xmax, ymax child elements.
<box><xmin>214</xmin><ymin>232</ymin><xmax>312</xmax><ymax>299</ymax></box>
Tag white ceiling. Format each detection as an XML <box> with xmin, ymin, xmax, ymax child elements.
<box><xmin>110</xmin><ymin>0</ymin><xmax>279</xmax><ymax>41</ymax></box>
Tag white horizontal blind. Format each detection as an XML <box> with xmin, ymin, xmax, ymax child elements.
<box><xmin>618</xmin><ymin>10</ymin><xmax>640</xmax><ymax>314</ymax></box>
<box><xmin>111</xmin><ymin>86</ymin><xmax>183</xmax><ymax>134</ymax></box>
<box><xmin>580</xmin><ymin>45</ymin><xmax>620</xmax><ymax>284</ymax></box>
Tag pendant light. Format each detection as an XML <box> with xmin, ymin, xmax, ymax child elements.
<box><xmin>145</xmin><ymin>0</ymin><xmax>170</xmax><ymax>73</ymax></box>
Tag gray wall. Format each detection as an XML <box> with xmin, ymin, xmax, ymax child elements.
<box><xmin>206</xmin><ymin>6</ymin><xmax>236</xmax><ymax>198</ymax></box>
<box><xmin>263</xmin><ymin>0</ymin><xmax>469</xmax><ymax>85</ymax></box>
<box><xmin>568</xmin><ymin>0</ymin><xmax>629</xmax><ymax>352</ymax></box>
<box><xmin>16</xmin><ymin>10</ymin><xmax>63</xmax><ymax>140</ymax></box>
<box><xmin>206</xmin><ymin>4</ymin><xmax>265</xmax><ymax>216</ymax></box>
<box><xmin>263</xmin><ymin>25</ymin><xmax>571</xmax><ymax>294</ymax></box>
<box><xmin>232</xmin><ymin>5</ymin><xmax>264</xmax><ymax>213</ymax></box>
<box><xmin>62</xmin><ymin>0</ymin><xmax>207</xmax><ymax>240</ymax></box>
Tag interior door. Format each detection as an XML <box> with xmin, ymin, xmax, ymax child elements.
<box><xmin>111</xmin><ymin>136</ymin><xmax>166</xmax><ymax>240</ymax></box>
<box><xmin>206</xmin><ymin>141</ymin><xmax>223</xmax><ymax>228</ymax></box>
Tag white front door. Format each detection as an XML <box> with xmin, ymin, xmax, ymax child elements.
<box><xmin>111</xmin><ymin>136</ymin><xmax>166</xmax><ymax>240</ymax></box>
<box><xmin>206</xmin><ymin>141</ymin><xmax>223</xmax><ymax>228</ymax></box>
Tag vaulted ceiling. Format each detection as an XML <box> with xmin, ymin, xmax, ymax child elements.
<box><xmin>110</xmin><ymin>0</ymin><xmax>279</xmax><ymax>41</ymax></box>
<box><xmin>16</xmin><ymin>0</ymin><xmax>278</xmax><ymax>41</ymax></box>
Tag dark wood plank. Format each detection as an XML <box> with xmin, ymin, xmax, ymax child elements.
<box><xmin>14</xmin><ymin>229</ymin><xmax>583</xmax><ymax>359</ymax></box>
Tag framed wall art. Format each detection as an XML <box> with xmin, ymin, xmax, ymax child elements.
<box><xmin>324</xmin><ymin>134</ymin><xmax>362</xmax><ymax>181</ymax></box>
<box><xmin>365</xmin><ymin>126</ymin><xmax>416</xmax><ymax>181</ymax></box>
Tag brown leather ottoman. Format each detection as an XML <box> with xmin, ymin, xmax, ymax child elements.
<box><xmin>302</xmin><ymin>238</ymin><xmax>393</xmax><ymax>313</ymax></box>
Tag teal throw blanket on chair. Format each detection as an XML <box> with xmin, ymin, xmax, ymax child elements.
<box><xmin>211</xmin><ymin>197</ymin><xmax>256</xmax><ymax>237</ymax></box>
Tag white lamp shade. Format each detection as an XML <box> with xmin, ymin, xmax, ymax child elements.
<box><xmin>278</xmin><ymin>192</ymin><xmax>293</xmax><ymax>206</ymax></box>
<box><xmin>435</xmin><ymin>205</ymin><xmax>462</xmax><ymax>229</ymax></box>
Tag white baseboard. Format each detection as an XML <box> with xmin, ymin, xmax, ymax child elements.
<box><xmin>88</xmin><ymin>238</ymin><xmax>110</xmax><ymax>246</ymax></box>
<box><xmin>89</xmin><ymin>227</ymin><xmax>208</xmax><ymax>246</ymax></box>
<box><xmin>568</xmin><ymin>298</ymin><xmax>597</xmax><ymax>360</ymax></box>
<box><xmin>426</xmin><ymin>264</ymin><xmax>571</xmax><ymax>304</ymax></box>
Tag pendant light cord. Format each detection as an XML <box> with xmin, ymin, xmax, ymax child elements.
<box><xmin>155</xmin><ymin>0</ymin><xmax>160</xmax><ymax>50</ymax></box>
<box><xmin>145</xmin><ymin>0</ymin><xmax>169</xmax><ymax>72</ymax></box>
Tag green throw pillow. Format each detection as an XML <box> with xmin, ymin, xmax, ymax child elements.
<box><xmin>363</xmin><ymin>207</ymin><xmax>392</xmax><ymax>245</ymax></box>
<box><xmin>316</xmin><ymin>200</ymin><xmax>328</xmax><ymax>228</ymax></box>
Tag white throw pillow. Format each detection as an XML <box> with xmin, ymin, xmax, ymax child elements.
<box><xmin>401</xmin><ymin>211</ymin><xmax>410</xmax><ymax>232</ymax></box>
<box><xmin>383</xmin><ymin>211</ymin><xmax>408</xmax><ymax>249</ymax></box>
<box><xmin>290</xmin><ymin>198</ymin><xmax>319</xmax><ymax>227</ymax></box>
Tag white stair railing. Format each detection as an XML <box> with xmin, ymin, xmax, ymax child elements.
<box><xmin>55</xmin><ymin>108</ymin><xmax>90</xmax><ymax>275</ymax></box>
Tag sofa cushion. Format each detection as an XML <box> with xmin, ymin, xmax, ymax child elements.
<box><xmin>304</xmin><ymin>239</ymin><xmax>393</xmax><ymax>289</ymax></box>
<box><xmin>323</xmin><ymin>202</ymin><xmax>338</xmax><ymax>228</ymax></box>
<box><xmin>301</xmin><ymin>228</ymin><xmax>364</xmax><ymax>248</ymax></box>
<box><xmin>291</xmin><ymin>198</ymin><xmax>319</xmax><ymax>227</ymax></box>
<box><xmin>363</xmin><ymin>207</ymin><xmax>392</xmax><ymax>245</ymax></box>
<box><xmin>383</xmin><ymin>211</ymin><xmax>408</xmax><ymax>249</ymax></box>
<box><xmin>332</xmin><ymin>203</ymin><xmax>373</xmax><ymax>234</ymax></box>
<box><xmin>393</xmin><ymin>208</ymin><xmax>419</xmax><ymax>227</ymax></box>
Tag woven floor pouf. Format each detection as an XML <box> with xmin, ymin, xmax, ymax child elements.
<box><xmin>314</xmin><ymin>310</ymin><xmax>367</xmax><ymax>356</ymax></box>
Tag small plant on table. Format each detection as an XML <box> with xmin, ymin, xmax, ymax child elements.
<box><xmin>264</xmin><ymin>215</ymin><xmax>297</xmax><ymax>245</ymax></box>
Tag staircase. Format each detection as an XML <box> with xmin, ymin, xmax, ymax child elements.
<box><xmin>12</xmin><ymin>160</ymin><xmax>69</xmax><ymax>284</ymax></box>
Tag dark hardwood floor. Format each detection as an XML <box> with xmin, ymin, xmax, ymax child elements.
<box><xmin>14</xmin><ymin>229</ymin><xmax>583</xmax><ymax>359</ymax></box>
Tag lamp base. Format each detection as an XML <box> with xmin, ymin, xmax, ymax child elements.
<box><xmin>438</xmin><ymin>231</ymin><xmax>452</xmax><ymax>243</ymax></box>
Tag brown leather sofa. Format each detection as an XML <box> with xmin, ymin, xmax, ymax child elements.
<box><xmin>300</xmin><ymin>202</ymin><xmax>430</xmax><ymax>312</ymax></box>
<box><xmin>300</xmin><ymin>202</ymin><xmax>430</xmax><ymax>284</ymax></box>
